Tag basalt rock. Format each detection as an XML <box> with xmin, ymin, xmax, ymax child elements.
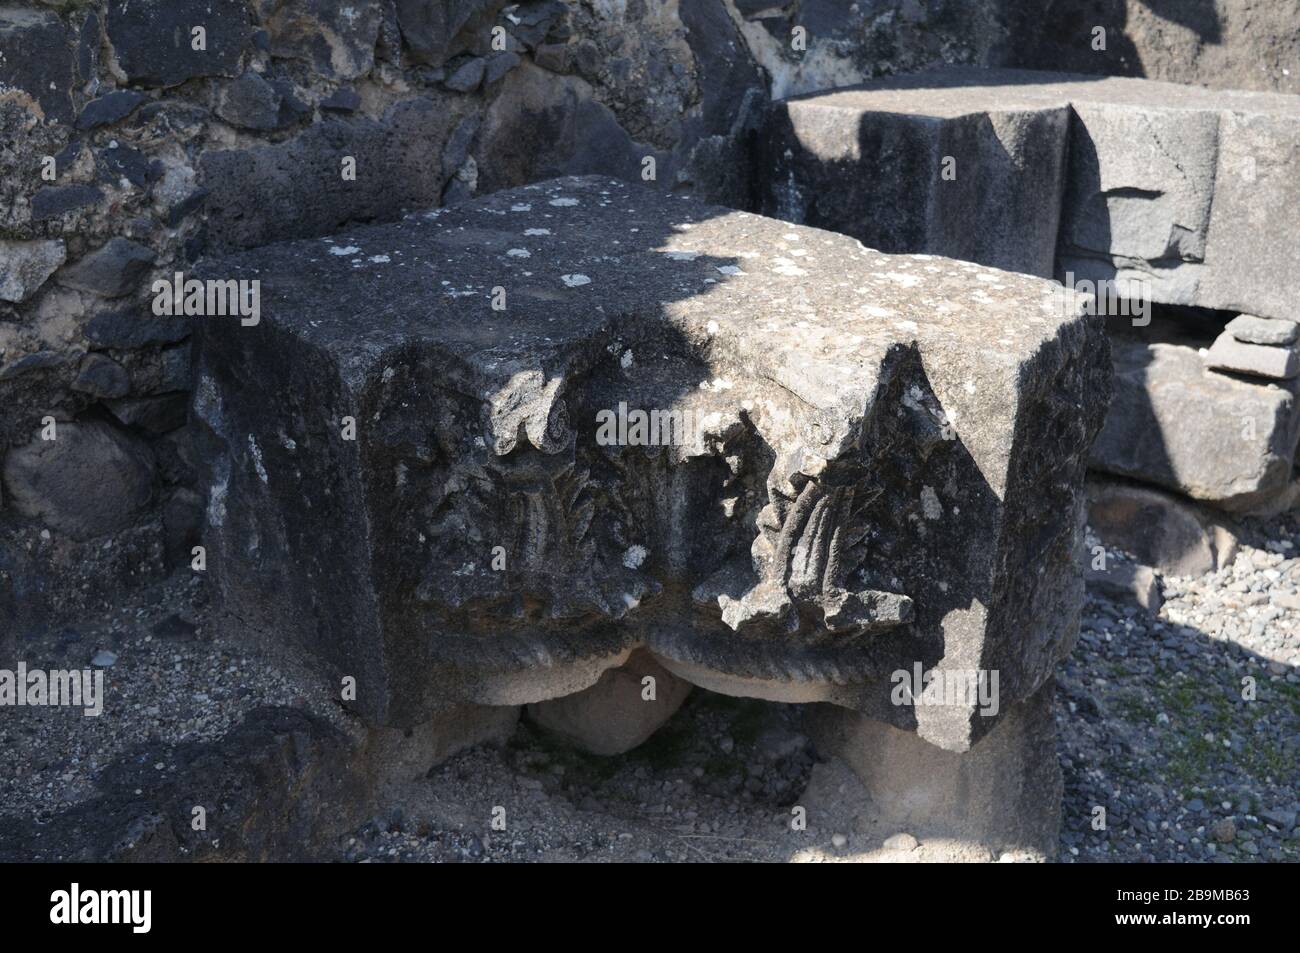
<box><xmin>192</xmin><ymin>176</ymin><xmax>1109</xmax><ymax>757</ymax></box>
<box><xmin>1092</xmin><ymin>336</ymin><xmax>1300</xmax><ymax>513</ymax></box>
<box><xmin>764</xmin><ymin>67</ymin><xmax>1300</xmax><ymax>323</ymax></box>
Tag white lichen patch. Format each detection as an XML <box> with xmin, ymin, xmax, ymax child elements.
<box><xmin>368</xmin><ymin>254</ymin><xmax>391</xmax><ymax>263</ymax></box>
<box><xmin>664</xmin><ymin>250</ymin><xmax>701</xmax><ymax>261</ymax></box>
<box><xmin>623</xmin><ymin>545</ymin><xmax>648</xmax><ymax>569</ymax></box>
<box><xmin>248</xmin><ymin>434</ymin><xmax>268</xmax><ymax>484</ymax></box>
<box><xmin>561</xmin><ymin>273</ymin><xmax>591</xmax><ymax>287</ymax></box>
<box><xmin>921</xmin><ymin>485</ymin><xmax>942</xmax><ymax>520</ymax></box>
<box><xmin>524</xmin><ymin>228</ymin><xmax>551</xmax><ymax>236</ymax></box>
<box><xmin>330</xmin><ymin>245</ymin><xmax>361</xmax><ymax>256</ymax></box>
<box><xmin>506</xmin><ymin>248</ymin><xmax>531</xmax><ymax>258</ymax></box>
<box><xmin>549</xmin><ymin>197</ymin><xmax>579</xmax><ymax>207</ymax></box>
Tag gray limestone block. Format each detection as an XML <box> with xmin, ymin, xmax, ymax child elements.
<box><xmin>1060</xmin><ymin>102</ymin><xmax>1218</xmax><ymax>264</ymax></box>
<box><xmin>1091</xmin><ymin>338</ymin><xmax>1300</xmax><ymax>512</ymax></box>
<box><xmin>192</xmin><ymin>176</ymin><xmax>1108</xmax><ymax>749</ymax></box>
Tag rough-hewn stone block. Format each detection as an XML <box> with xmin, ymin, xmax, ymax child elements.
<box><xmin>761</xmin><ymin>76</ymin><xmax>1070</xmax><ymax>278</ymax></box>
<box><xmin>1091</xmin><ymin>336</ymin><xmax>1300</xmax><ymax>513</ymax></box>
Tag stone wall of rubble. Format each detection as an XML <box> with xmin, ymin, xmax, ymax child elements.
<box><xmin>1</xmin><ymin>0</ymin><xmax>1295</xmax><ymax>633</ymax></box>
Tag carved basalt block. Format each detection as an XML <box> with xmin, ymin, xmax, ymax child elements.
<box><xmin>193</xmin><ymin>176</ymin><xmax>1109</xmax><ymax>751</ymax></box>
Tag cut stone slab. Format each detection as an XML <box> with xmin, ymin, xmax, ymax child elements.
<box><xmin>527</xmin><ymin>649</ymin><xmax>691</xmax><ymax>755</ymax></box>
<box><xmin>193</xmin><ymin>175</ymin><xmax>1109</xmax><ymax>753</ymax></box>
<box><xmin>1092</xmin><ymin>337</ymin><xmax>1300</xmax><ymax>513</ymax></box>
<box><xmin>1203</xmin><ymin>331</ymin><xmax>1300</xmax><ymax>380</ymax></box>
<box><xmin>1227</xmin><ymin>314</ymin><xmax>1299</xmax><ymax>347</ymax></box>
<box><xmin>765</xmin><ymin>67</ymin><xmax>1300</xmax><ymax>322</ymax></box>
<box><xmin>804</xmin><ymin>680</ymin><xmax>1062</xmax><ymax>862</ymax></box>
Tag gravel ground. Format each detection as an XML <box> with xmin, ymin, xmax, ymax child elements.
<box><xmin>1057</xmin><ymin>511</ymin><xmax>1300</xmax><ymax>864</ymax></box>
<box><xmin>4</xmin><ymin>512</ymin><xmax>1297</xmax><ymax>862</ymax></box>
<box><xmin>0</xmin><ymin>575</ymin><xmax>340</xmax><ymax>823</ymax></box>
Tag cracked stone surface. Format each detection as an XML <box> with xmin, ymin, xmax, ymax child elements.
<box><xmin>192</xmin><ymin>175</ymin><xmax>1109</xmax><ymax>758</ymax></box>
<box><xmin>763</xmin><ymin>67</ymin><xmax>1300</xmax><ymax>322</ymax></box>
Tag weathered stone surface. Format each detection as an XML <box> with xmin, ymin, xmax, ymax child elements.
<box><xmin>1059</xmin><ymin>100</ymin><xmax>1217</xmax><ymax>265</ymax></box>
<box><xmin>393</xmin><ymin>0</ymin><xmax>506</xmax><ymax>68</ymax></box>
<box><xmin>805</xmin><ymin>679</ymin><xmax>1063</xmax><ymax>861</ymax></box>
<box><xmin>106</xmin><ymin>0</ymin><xmax>251</xmax><ymax>88</ymax></box>
<box><xmin>320</xmin><ymin>88</ymin><xmax>361</xmax><ymax>113</ymax></box>
<box><xmin>444</xmin><ymin>56</ymin><xmax>487</xmax><ymax>92</ymax></box>
<box><xmin>30</xmin><ymin>184</ymin><xmax>102</xmax><ymax>221</ymax></box>
<box><xmin>0</xmin><ymin>239</ymin><xmax>66</xmax><ymax>303</ymax></box>
<box><xmin>2</xmin><ymin>420</ymin><xmax>156</xmax><ymax>541</ymax></box>
<box><xmin>1085</xmin><ymin>561</ymin><xmax>1162</xmax><ymax>614</ymax></box>
<box><xmin>84</xmin><ymin>309</ymin><xmax>191</xmax><ymax>349</ymax></box>
<box><xmin>767</xmin><ymin>67</ymin><xmax>1300</xmax><ymax>321</ymax></box>
<box><xmin>193</xmin><ymin>176</ymin><xmax>1109</xmax><ymax>749</ymax></box>
<box><xmin>258</xmin><ymin>0</ymin><xmax>384</xmax><ymax>80</ymax></box>
<box><xmin>106</xmin><ymin>393</ymin><xmax>188</xmax><ymax>435</ymax></box>
<box><xmin>0</xmin><ymin>7</ymin><xmax>74</xmax><ymax>124</ymax></box>
<box><xmin>527</xmin><ymin>650</ymin><xmax>691</xmax><ymax>755</ymax></box>
<box><xmin>0</xmin><ymin>351</ymin><xmax>64</xmax><ymax>382</ymax></box>
<box><xmin>76</xmin><ymin>90</ymin><xmax>148</xmax><ymax>130</ymax></box>
<box><xmin>72</xmin><ymin>353</ymin><xmax>131</xmax><ymax>399</ymax></box>
<box><xmin>761</xmin><ymin>76</ymin><xmax>1070</xmax><ymax>278</ymax></box>
<box><xmin>216</xmin><ymin>72</ymin><xmax>289</xmax><ymax>131</ymax></box>
<box><xmin>475</xmin><ymin>63</ymin><xmax>662</xmax><ymax>195</ymax></box>
<box><xmin>1002</xmin><ymin>0</ymin><xmax>1300</xmax><ymax>97</ymax></box>
<box><xmin>1087</xmin><ymin>479</ymin><xmax>1235</xmax><ymax>577</ymax></box>
<box><xmin>1091</xmin><ymin>337</ymin><xmax>1300</xmax><ymax>513</ymax></box>
<box><xmin>56</xmin><ymin>237</ymin><xmax>155</xmax><ymax>298</ymax></box>
<box><xmin>96</xmin><ymin>144</ymin><xmax>158</xmax><ymax>189</ymax></box>
<box><xmin>1204</xmin><ymin>332</ymin><xmax>1300</xmax><ymax>380</ymax></box>
<box><xmin>199</xmin><ymin>98</ymin><xmax>453</xmax><ymax>252</ymax></box>
<box><xmin>1228</xmin><ymin>314</ymin><xmax>1300</xmax><ymax>347</ymax></box>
